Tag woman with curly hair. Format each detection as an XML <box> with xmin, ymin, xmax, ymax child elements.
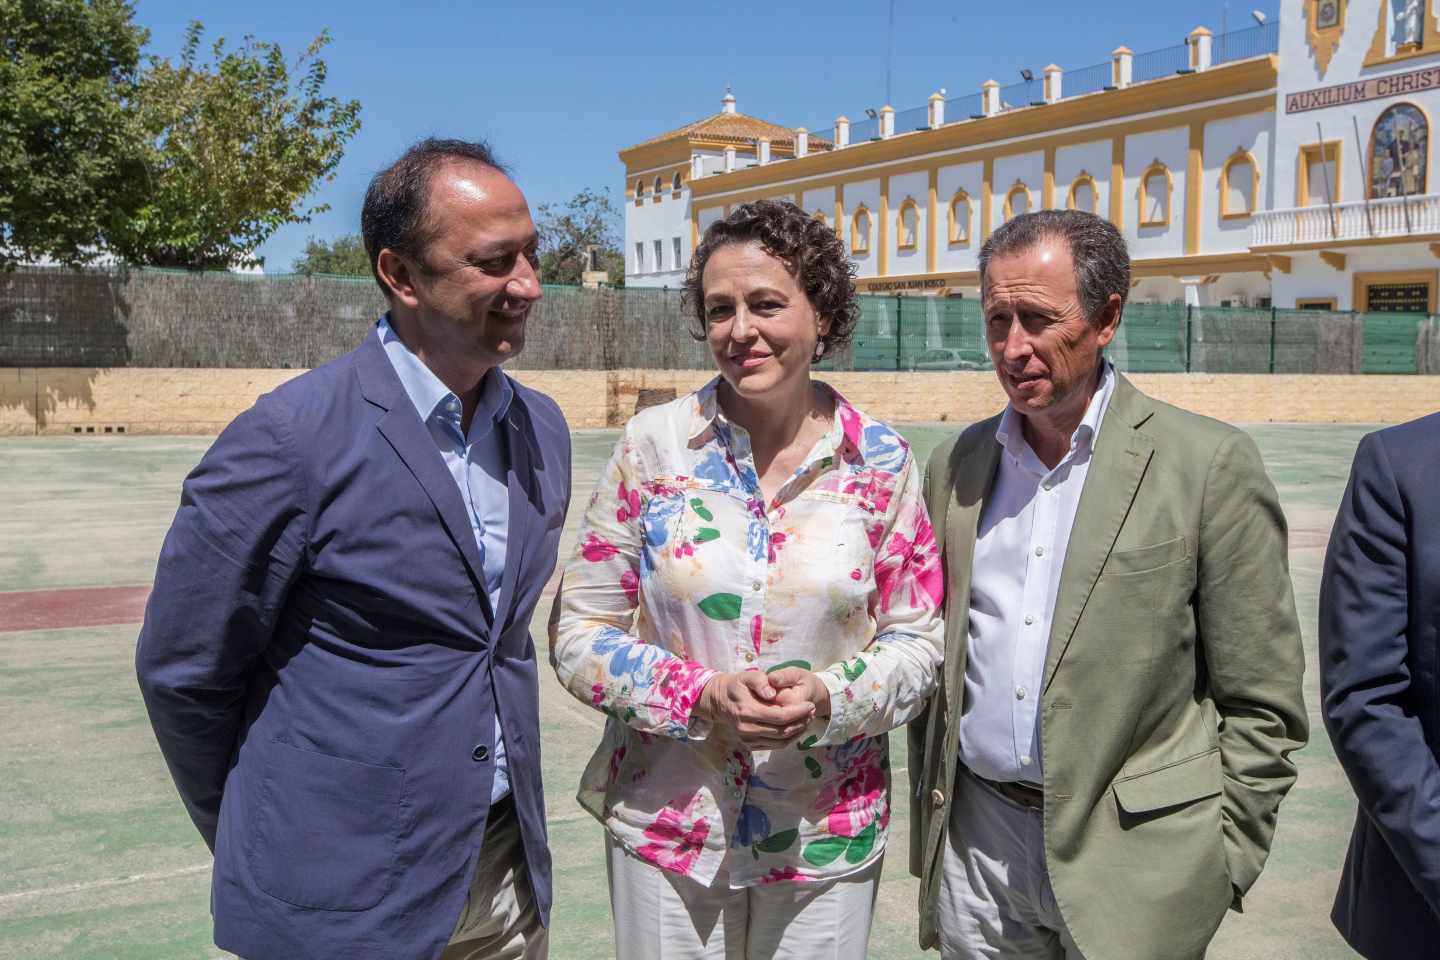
<box><xmin>550</xmin><ymin>198</ymin><xmax>944</xmax><ymax>959</ymax></box>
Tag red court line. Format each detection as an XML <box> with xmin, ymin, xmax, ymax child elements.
<box><xmin>0</xmin><ymin>584</ymin><xmax>152</xmax><ymax>634</ymax></box>
<box><xmin>0</xmin><ymin>570</ymin><xmax>565</xmax><ymax>636</ymax></box>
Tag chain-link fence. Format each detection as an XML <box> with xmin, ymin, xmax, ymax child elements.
<box><xmin>2</xmin><ymin>266</ymin><xmax>1437</xmax><ymax>374</ymax></box>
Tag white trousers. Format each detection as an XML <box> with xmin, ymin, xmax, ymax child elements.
<box><xmin>442</xmin><ymin>798</ymin><xmax>549</xmax><ymax>960</ymax></box>
<box><xmin>604</xmin><ymin>833</ymin><xmax>881</xmax><ymax>960</ymax></box>
<box><xmin>937</xmin><ymin>768</ymin><xmax>1085</xmax><ymax>960</ymax></box>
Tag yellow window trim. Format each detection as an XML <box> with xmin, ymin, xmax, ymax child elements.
<box><xmin>1067</xmin><ymin>172</ymin><xmax>1099</xmax><ymax>213</ymax></box>
<box><xmin>851</xmin><ymin>204</ymin><xmax>872</xmax><ymax>254</ymax></box>
<box><xmin>895</xmin><ymin>197</ymin><xmax>920</xmax><ymax>251</ymax></box>
<box><xmin>1138</xmin><ymin>161</ymin><xmax>1174</xmax><ymax>228</ymax></box>
<box><xmin>1354</xmin><ymin>269</ymin><xmax>1439</xmax><ymax>314</ymax></box>
<box><xmin>948</xmin><ymin>190</ymin><xmax>972</xmax><ymax>245</ymax></box>
<box><xmin>1297</xmin><ymin>141</ymin><xmax>1342</xmax><ymax>207</ymax></box>
<box><xmin>1003</xmin><ymin>181</ymin><xmax>1031</xmax><ymax>220</ymax></box>
<box><xmin>1220</xmin><ymin>149</ymin><xmax>1260</xmax><ymax>220</ymax></box>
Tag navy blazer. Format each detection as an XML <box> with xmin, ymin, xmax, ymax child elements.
<box><xmin>136</xmin><ymin>333</ymin><xmax>571</xmax><ymax>960</ymax></box>
<box><xmin>1320</xmin><ymin>411</ymin><xmax>1440</xmax><ymax>958</ymax></box>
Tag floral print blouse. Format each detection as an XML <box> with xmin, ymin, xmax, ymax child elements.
<box><xmin>549</xmin><ymin>379</ymin><xmax>944</xmax><ymax>888</ymax></box>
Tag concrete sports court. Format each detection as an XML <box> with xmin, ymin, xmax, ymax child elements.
<box><xmin>1</xmin><ymin>423</ymin><xmax>1369</xmax><ymax>959</ymax></box>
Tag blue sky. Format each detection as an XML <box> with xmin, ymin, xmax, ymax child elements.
<box><xmin>132</xmin><ymin>0</ymin><xmax>1283</xmax><ymax>273</ymax></box>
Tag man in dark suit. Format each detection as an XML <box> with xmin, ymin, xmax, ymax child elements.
<box><xmin>1321</xmin><ymin>411</ymin><xmax>1440</xmax><ymax>958</ymax></box>
<box><xmin>136</xmin><ymin>138</ymin><xmax>570</xmax><ymax>960</ymax></box>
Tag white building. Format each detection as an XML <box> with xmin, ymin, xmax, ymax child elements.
<box><xmin>619</xmin><ymin>0</ymin><xmax>1437</xmax><ymax>313</ymax></box>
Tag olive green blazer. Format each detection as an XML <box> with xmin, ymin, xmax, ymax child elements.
<box><xmin>908</xmin><ymin>373</ymin><xmax>1308</xmax><ymax>958</ymax></box>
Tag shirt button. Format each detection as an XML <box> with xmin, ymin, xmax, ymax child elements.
<box><xmin>1042</xmin><ymin>480</ymin><xmax>1054</xmax><ymax>491</ymax></box>
<box><xmin>744</xmin><ymin>652</ymin><xmax>755</xmax><ymax>662</ymax></box>
<box><xmin>1024</xmin><ymin>614</ymin><xmax>1035</xmax><ymax>626</ymax></box>
<box><xmin>931</xmin><ymin>789</ymin><xmax>946</xmax><ymax>808</ymax></box>
<box><xmin>750</xmin><ymin>580</ymin><xmax>762</xmax><ymax>592</ymax></box>
<box><xmin>1021</xmin><ymin>755</ymin><xmax>1032</xmax><ymax>765</ymax></box>
<box><xmin>1035</xmin><ymin>546</ymin><xmax>1046</xmax><ymax>557</ymax></box>
<box><xmin>1016</xmin><ymin>686</ymin><xmax>1027</xmax><ymax>700</ymax></box>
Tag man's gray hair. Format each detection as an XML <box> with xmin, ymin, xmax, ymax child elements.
<box><xmin>977</xmin><ymin>210</ymin><xmax>1131</xmax><ymax>322</ymax></box>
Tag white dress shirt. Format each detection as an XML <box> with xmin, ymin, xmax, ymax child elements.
<box><xmin>377</xmin><ymin>316</ymin><xmax>514</xmax><ymax>803</ymax></box>
<box><xmin>958</xmin><ymin>361</ymin><xmax>1116</xmax><ymax>785</ymax></box>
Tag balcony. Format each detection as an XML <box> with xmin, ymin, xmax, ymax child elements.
<box><xmin>1251</xmin><ymin>193</ymin><xmax>1440</xmax><ymax>248</ymax></box>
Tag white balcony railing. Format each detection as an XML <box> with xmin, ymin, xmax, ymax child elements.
<box><xmin>1251</xmin><ymin>193</ymin><xmax>1440</xmax><ymax>247</ymax></box>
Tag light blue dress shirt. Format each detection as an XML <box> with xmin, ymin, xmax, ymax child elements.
<box><xmin>959</xmin><ymin>361</ymin><xmax>1116</xmax><ymax>785</ymax></box>
<box><xmin>377</xmin><ymin>315</ymin><xmax>514</xmax><ymax>803</ymax></box>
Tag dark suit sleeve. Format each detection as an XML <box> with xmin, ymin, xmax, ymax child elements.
<box><xmin>135</xmin><ymin>396</ymin><xmax>310</xmax><ymax>850</ymax></box>
<box><xmin>1197</xmin><ymin>430</ymin><xmax>1309</xmax><ymax>901</ymax></box>
<box><xmin>1321</xmin><ymin>432</ymin><xmax>1440</xmax><ymax>921</ymax></box>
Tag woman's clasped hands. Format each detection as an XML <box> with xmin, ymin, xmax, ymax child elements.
<box><xmin>696</xmin><ymin>667</ymin><xmax>832</xmax><ymax>750</ymax></box>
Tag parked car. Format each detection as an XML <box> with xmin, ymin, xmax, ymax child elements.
<box><xmin>910</xmin><ymin>348</ymin><xmax>989</xmax><ymax>371</ymax></box>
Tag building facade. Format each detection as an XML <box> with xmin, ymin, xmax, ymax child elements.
<box><xmin>619</xmin><ymin>0</ymin><xmax>1437</xmax><ymax>313</ymax></box>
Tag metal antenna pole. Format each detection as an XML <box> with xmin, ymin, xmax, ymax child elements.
<box><xmin>1316</xmin><ymin>121</ymin><xmax>1337</xmax><ymax>239</ymax></box>
<box><xmin>885</xmin><ymin>0</ymin><xmax>896</xmax><ymax>107</ymax></box>
<box><xmin>1352</xmin><ymin>115</ymin><xmax>1375</xmax><ymax>236</ymax></box>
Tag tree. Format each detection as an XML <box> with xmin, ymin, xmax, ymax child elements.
<box><xmin>106</xmin><ymin>21</ymin><xmax>361</xmax><ymax>270</ymax></box>
<box><xmin>535</xmin><ymin>186</ymin><xmax>625</xmax><ymax>286</ymax></box>
<box><xmin>292</xmin><ymin>233</ymin><xmax>369</xmax><ymax>276</ymax></box>
<box><xmin>0</xmin><ymin>0</ymin><xmax>148</xmax><ymax>269</ymax></box>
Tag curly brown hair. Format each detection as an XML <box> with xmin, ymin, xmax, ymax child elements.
<box><xmin>682</xmin><ymin>199</ymin><xmax>858</xmax><ymax>361</ymax></box>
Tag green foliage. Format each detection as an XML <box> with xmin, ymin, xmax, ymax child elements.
<box><xmin>292</xmin><ymin>232</ymin><xmax>369</xmax><ymax>276</ymax></box>
<box><xmin>106</xmin><ymin>22</ymin><xmax>361</xmax><ymax>270</ymax></box>
<box><xmin>0</xmin><ymin>0</ymin><xmax>149</xmax><ymax>269</ymax></box>
<box><xmin>535</xmin><ymin>186</ymin><xmax>625</xmax><ymax>286</ymax></box>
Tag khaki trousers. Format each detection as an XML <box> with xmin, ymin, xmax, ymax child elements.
<box><xmin>441</xmin><ymin>797</ymin><xmax>549</xmax><ymax>960</ymax></box>
<box><xmin>937</xmin><ymin>768</ymin><xmax>1085</xmax><ymax>960</ymax></box>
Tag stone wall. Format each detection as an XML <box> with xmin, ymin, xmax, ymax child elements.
<box><xmin>0</xmin><ymin>367</ymin><xmax>1433</xmax><ymax>437</ymax></box>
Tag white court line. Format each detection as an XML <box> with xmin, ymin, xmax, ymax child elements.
<box><xmin>1</xmin><ymin>770</ymin><xmax>909</xmax><ymax>904</ymax></box>
<box><xmin>0</xmin><ymin>863</ymin><xmax>210</xmax><ymax>905</ymax></box>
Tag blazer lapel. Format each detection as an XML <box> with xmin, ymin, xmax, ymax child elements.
<box><xmin>943</xmin><ymin>425</ymin><xmax>1003</xmax><ymax>724</ymax></box>
<box><xmin>357</xmin><ymin>334</ymin><xmax>495</xmax><ymax>625</ymax></box>
<box><xmin>1042</xmin><ymin>374</ymin><xmax>1155</xmax><ymax>693</ymax></box>
<box><xmin>492</xmin><ymin>393</ymin><xmax>538</xmax><ymax>632</ymax></box>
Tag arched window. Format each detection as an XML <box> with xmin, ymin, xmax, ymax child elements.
<box><xmin>1220</xmin><ymin>150</ymin><xmax>1259</xmax><ymax>219</ymax></box>
<box><xmin>851</xmin><ymin>205</ymin><xmax>872</xmax><ymax>254</ymax></box>
<box><xmin>948</xmin><ymin>190</ymin><xmax>972</xmax><ymax>245</ymax></box>
<box><xmin>635</xmin><ymin>179</ymin><xmax>645</xmax><ymax>201</ymax></box>
<box><xmin>652</xmin><ymin>176</ymin><xmax>663</xmax><ymax>198</ymax></box>
<box><xmin>672</xmin><ymin>171</ymin><xmax>683</xmax><ymax>193</ymax></box>
<box><xmin>1067</xmin><ymin>173</ymin><xmax>1098</xmax><ymax>214</ymax></box>
<box><xmin>1369</xmin><ymin>102</ymin><xmax>1429</xmax><ymax>198</ymax></box>
<box><xmin>1139</xmin><ymin>161</ymin><xmax>1173</xmax><ymax>227</ymax></box>
<box><xmin>896</xmin><ymin>198</ymin><xmax>920</xmax><ymax>250</ymax></box>
<box><xmin>1003</xmin><ymin>182</ymin><xmax>1031</xmax><ymax>222</ymax></box>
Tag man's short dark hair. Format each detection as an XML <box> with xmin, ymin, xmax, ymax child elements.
<box><xmin>361</xmin><ymin>138</ymin><xmax>508</xmax><ymax>297</ymax></box>
<box><xmin>978</xmin><ymin>210</ymin><xmax>1131</xmax><ymax>322</ymax></box>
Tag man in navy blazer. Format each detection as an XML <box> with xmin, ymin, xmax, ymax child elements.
<box><xmin>1320</xmin><ymin>410</ymin><xmax>1440</xmax><ymax>958</ymax></box>
<box><xmin>136</xmin><ymin>139</ymin><xmax>570</xmax><ymax>959</ymax></box>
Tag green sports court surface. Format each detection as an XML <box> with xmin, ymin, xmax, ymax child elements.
<box><xmin>0</xmin><ymin>423</ymin><xmax>1369</xmax><ymax>959</ymax></box>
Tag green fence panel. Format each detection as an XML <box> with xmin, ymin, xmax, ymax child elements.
<box><xmin>1112</xmin><ymin>302</ymin><xmax>1187</xmax><ymax>372</ymax></box>
<box><xmin>1360</xmin><ymin>313</ymin><xmax>1423</xmax><ymax>374</ymax></box>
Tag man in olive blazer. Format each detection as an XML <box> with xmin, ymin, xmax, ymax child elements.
<box><xmin>908</xmin><ymin>211</ymin><xmax>1308</xmax><ymax>959</ymax></box>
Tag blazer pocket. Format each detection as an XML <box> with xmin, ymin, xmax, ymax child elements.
<box><xmin>1112</xmin><ymin>748</ymin><xmax>1221</xmax><ymax>814</ymax></box>
<box><xmin>1101</xmin><ymin>536</ymin><xmax>1188</xmax><ymax>577</ymax></box>
<box><xmin>248</xmin><ymin>740</ymin><xmax>405</xmax><ymax>911</ymax></box>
